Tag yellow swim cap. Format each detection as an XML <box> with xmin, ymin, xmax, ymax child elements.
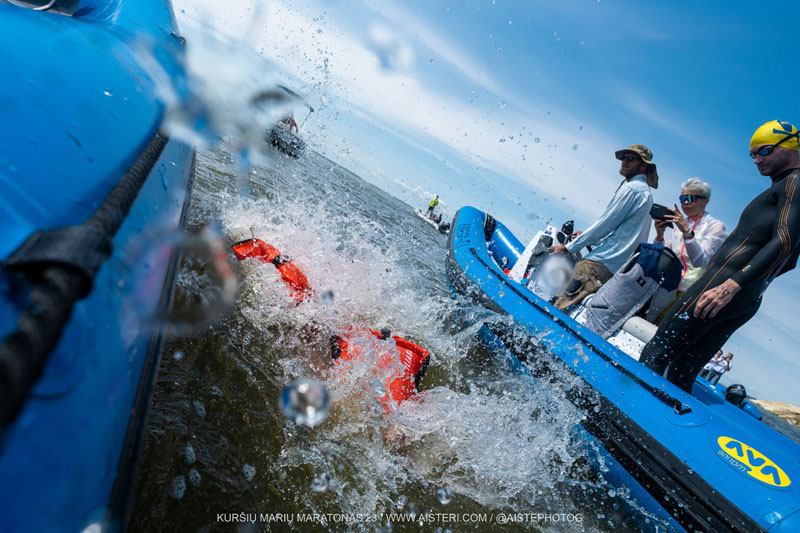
<box><xmin>750</xmin><ymin>120</ymin><xmax>799</xmax><ymax>151</ymax></box>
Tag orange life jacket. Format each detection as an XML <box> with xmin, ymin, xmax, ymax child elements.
<box><xmin>232</xmin><ymin>237</ymin><xmax>429</xmax><ymax>406</ymax></box>
<box><xmin>331</xmin><ymin>328</ymin><xmax>429</xmax><ymax>408</ymax></box>
<box><xmin>232</xmin><ymin>238</ymin><xmax>311</xmax><ymax>302</ymax></box>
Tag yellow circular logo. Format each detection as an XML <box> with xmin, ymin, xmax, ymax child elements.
<box><xmin>717</xmin><ymin>436</ymin><xmax>791</xmax><ymax>487</ymax></box>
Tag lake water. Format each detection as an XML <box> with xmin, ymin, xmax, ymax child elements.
<box><xmin>130</xmin><ymin>143</ymin><xmax>672</xmax><ymax>532</ymax></box>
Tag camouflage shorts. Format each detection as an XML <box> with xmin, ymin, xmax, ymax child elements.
<box><xmin>554</xmin><ymin>259</ymin><xmax>613</xmax><ymax>311</ymax></box>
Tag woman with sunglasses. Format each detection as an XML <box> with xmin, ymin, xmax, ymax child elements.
<box><xmin>647</xmin><ymin>178</ymin><xmax>727</xmax><ymax>321</ymax></box>
<box><xmin>641</xmin><ymin>120</ymin><xmax>800</xmax><ymax>393</ymax></box>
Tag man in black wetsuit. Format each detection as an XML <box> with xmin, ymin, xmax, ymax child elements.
<box><xmin>640</xmin><ymin>120</ymin><xmax>800</xmax><ymax>392</ymax></box>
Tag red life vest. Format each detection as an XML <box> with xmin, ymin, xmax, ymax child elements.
<box><xmin>232</xmin><ymin>237</ymin><xmax>429</xmax><ymax>407</ymax></box>
<box><xmin>331</xmin><ymin>328</ymin><xmax>429</xmax><ymax>408</ymax></box>
<box><xmin>232</xmin><ymin>238</ymin><xmax>311</xmax><ymax>302</ymax></box>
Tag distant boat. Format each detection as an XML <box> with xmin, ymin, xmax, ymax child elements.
<box><xmin>414</xmin><ymin>209</ymin><xmax>450</xmax><ymax>234</ymax></box>
<box><xmin>266</xmin><ymin>85</ymin><xmax>314</xmax><ymax>158</ymax></box>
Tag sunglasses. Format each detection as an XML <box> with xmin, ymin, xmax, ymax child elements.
<box><xmin>749</xmin><ymin>132</ymin><xmax>799</xmax><ymax>159</ymax></box>
<box><xmin>679</xmin><ymin>194</ymin><xmax>707</xmax><ymax>203</ymax></box>
<box><xmin>619</xmin><ymin>155</ymin><xmax>638</xmax><ymax>162</ymax></box>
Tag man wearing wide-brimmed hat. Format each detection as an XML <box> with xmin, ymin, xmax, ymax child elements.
<box><xmin>551</xmin><ymin>143</ymin><xmax>657</xmax><ymax>311</ymax></box>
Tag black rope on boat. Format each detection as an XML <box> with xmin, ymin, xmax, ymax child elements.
<box><xmin>0</xmin><ymin>133</ymin><xmax>169</xmax><ymax>429</ymax></box>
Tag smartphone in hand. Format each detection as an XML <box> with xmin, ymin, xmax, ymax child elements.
<box><xmin>650</xmin><ymin>203</ymin><xmax>674</xmax><ymax>228</ymax></box>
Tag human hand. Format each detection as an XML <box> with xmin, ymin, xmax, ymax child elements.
<box><xmin>549</xmin><ymin>245</ymin><xmax>569</xmax><ymax>254</ymax></box>
<box><xmin>694</xmin><ymin>279</ymin><xmax>741</xmax><ymax>319</ymax></box>
<box><xmin>669</xmin><ymin>204</ymin><xmax>690</xmax><ymax>234</ymax></box>
<box><xmin>570</xmin><ymin>231</ymin><xmax>583</xmax><ymax>239</ymax></box>
<box><xmin>654</xmin><ymin>219</ymin><xmax>670</xmax><ymax>238</ymax></box>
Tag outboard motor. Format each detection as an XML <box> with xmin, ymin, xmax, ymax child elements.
<box><xmin>725</xmin><ymin>384</ymin><xmax>747</xmax><ymax>407</ymax></box>
<box><xmin>503</xmin><ymin>221</ymin><xmax>579</xmax><ymax>301</ymax></box>
<box><xmin>522</xmin><ymin>230</ymin><xmax>576</xmax><ymax>301</ymax></box>
<box><xmin>560</xmin><ymin>220</ymin><xmax>574</xmax><ymax>243</ymax></box>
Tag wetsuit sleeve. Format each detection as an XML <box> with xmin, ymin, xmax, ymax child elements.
<box><xmin>566</xmin><ymin>186</ymin><xmax>638</xmax><ymax>254</ymax></box>
<box><xmin>732</xmin><ymin>173</ymin><xmax>800</xmax><ymax>285</ymax></box>
<box><xmin>684</xmin><ymin>219</ymin><xmax>727</xmax><ymax>268</ymax></box>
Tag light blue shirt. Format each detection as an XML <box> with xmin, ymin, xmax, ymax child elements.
<box><xmin>565</xmin><ymin>174</ymin><xmax>653</xmax><ymax>273</ymax></box>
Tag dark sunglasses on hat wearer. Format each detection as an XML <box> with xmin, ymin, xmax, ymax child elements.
<box><xmin>749</xmin><ymin>131</ymin><xmax>800</xmax><ymax>158</ymax></box>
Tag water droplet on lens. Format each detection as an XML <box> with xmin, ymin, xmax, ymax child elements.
<box><xmin>103</xmin><ymin>89</ymin><xmax>113</xmax><ymax>97</ymax></box>
<box><xmin>437</xmin><ymin>487</ymin><xmax>453</xmax><ymax>504</ymax></box>
<box><xmin>243</xmin><ymin>464</ymin><xmax>256</xmax><ymax>482</ymax></box>
<box><xmin>172</xmin><ymin>350</ymin><xmax>184</xmax><ymax>361</ymax></box>
<box><xmin>534</xmin><ymin>137</ymin><xmax>541</xmax><ymax>143</ymax></box>
<box><xmin>193</xmin><ymin>400</ymin><xmax>206</xmax><ymax>417</ymax></box>
<box><xmin>370</xmin><ymin>378</ymin><xmax>387</xmax><ymax>399</ymax></box>
<box><xmin>607</xmin><ymin>488</ymin><xmax>617</xmax><ymax>497</ymax></box>
<box><xmin>189</xmin><ymin>468</ymin><xmax>202</xmax><ymax>486</ymax></box>
<box><xmin>321</xmin><ymin>289</ymin><xmax>335</xmax><ymax>303</ymax></box>
<box><xmin>185</xmin><ymin>442</ymin><xmax>196</xmax><ymax>464</ymax></box>
<box><xmin>396</xmin><ymin>495</ymin><xmax>407</xmax><ymax>509</ymax></box>
<box><xmin>280</xmin><ymin>379</ymin><xmax>330</xmax><ymax>427</ymax></box>
<box><xmin>311</xmin><ymin>472</ymin><xmax>330</xmax><ymax>492</ymax></box>
<box><xmin>171</xmin><ymin>476</ymin><xmax>186</xmax><ymax>499</ymax></box>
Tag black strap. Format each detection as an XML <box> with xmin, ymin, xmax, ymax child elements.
<box><xmin>271</xmin><ymin>254</ymin><xmax>291</xmax><ymax>266</ymax></box>
<box><xmin>4</xmin><ymin>225</ymin><xmax>112</xmax><ymax>281</ymax></box>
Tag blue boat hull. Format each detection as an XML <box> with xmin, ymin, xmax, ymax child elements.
<box><xmin>0</xmin><ymin>1</ymin><xmax>194</xmax><ymax>530</ymax></box>
<box><xmin>446</xmin><ymin>206</ymin><xmax>800</xmax><ymax>532</ymax></box>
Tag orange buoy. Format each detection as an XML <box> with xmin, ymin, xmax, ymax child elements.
<box><xmin>232</xmin><ymin>238</ymin><xmax>311</xmax><ymax>302</ymax></box>
<box><xmin>331</xmin><ymin>328</ymin><xmax>429</xmax><ymax>408</ymax></box>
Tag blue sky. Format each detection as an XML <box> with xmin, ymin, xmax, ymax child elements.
<box><xmin>175</xmin><ymin>0</ymin><xmax>800</xmax><ymax>404</ymax></box>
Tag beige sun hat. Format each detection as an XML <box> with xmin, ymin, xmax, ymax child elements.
<box><xmin>615</xmin><ymin>144</ymin><xmax>659</xmax><ymax>189</ymax></box>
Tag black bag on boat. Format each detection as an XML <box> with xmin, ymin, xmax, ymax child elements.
<box><xmin>582</xmin><ymin>244</ymin><xmax>680</xmax><ymax>339</ymax></box>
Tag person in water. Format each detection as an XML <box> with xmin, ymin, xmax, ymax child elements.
<box><xmin>550</xmin><ymin>144</ymin><xmax>657</xmax><ymax>311</ymax></box>
<box><xmin>647</xmin><ymin>178</ymin><xmax>727</xmax><ymax>320</ymax></box>
<box><xmin>640</xmin><ymin>120</ymin><xmax>800</xmax><ymax>392</ymax></box>
<box><xmin>426</xmin><ymin>195</ymin><xmax>439</xmax><ymax>217</ymax></box>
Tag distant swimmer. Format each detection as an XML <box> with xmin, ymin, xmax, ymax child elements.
<box><xmin>425</xmin><ymin>195</ymin><xmax>439</xmax><ymax>217</ymax></box>
<box><xmin>641</xmin><ymin>120</ymin><xmax>800</xmax><ymax>392</ymax></box>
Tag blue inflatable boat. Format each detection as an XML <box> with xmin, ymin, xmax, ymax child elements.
<box><xmin>446</xmin><ymin>206</ymin><xmax>800</xmax><ymax>532</ymax></box>
<box><xmin>0</xmin><ymin>1</ymin><xmax>194</xmax><ymax>531</ymax></box>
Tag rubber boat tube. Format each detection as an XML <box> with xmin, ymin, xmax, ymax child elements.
<box><xmin>446</xmin><ymin>206</ymin><xmax>800</xmax><ymax>532</ymax></box>
<box><xmin>0</xmin><ymin>1</ymin><xmax>194</xmax><ymax>530</ymax></box>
